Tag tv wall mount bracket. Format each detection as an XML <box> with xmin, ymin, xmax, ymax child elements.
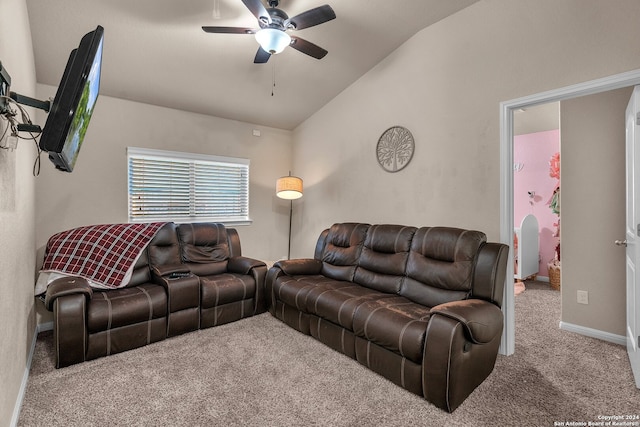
<box><xmin>0</xmin><ymin>61</ymin><xmax>51</xmax><ymax>133</ymax></box>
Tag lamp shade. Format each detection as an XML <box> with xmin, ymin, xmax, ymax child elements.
<box><xmin>276</xmin><ymin>175</ymin><xmax>303</xmax><ymax>200</ymax></box>
<box><xmin>255</xmin><ymin>28</ymin><xmax>291</xmax><ymax>54</ymax></box>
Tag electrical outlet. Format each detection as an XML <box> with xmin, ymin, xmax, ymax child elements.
<box><xmin>577</xmin><ymin>290</ymin><xmax>589</xmax><ymax>305</ymax></box>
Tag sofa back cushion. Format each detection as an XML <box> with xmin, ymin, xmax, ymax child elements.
<box><xmin>147</xmin><ymin>222</ymin><xmax>182</xmax><ymax>278</ymax></box>
<box><xmin>353</xmin><ymin>224</ymin><xmax>416</xmax><ymax>293</ymax></box>
<box><xmin>178</xmin><ymin>223</ymin><xmax>229</xmax><ymax>276</ymax></box>
<box><xmin>127</xmin><ymin>247</ymin><xmax>152</xmax><ymax>287</ymax></box>
<box><xmin>401</xmin><ymin>227</ymin><xmax>486</xmax><ymax>307</ymax></box>
<box><xmin>320</xmin><ymin>223</ymin><xmax>370</xmax><ymax>281</ymax></box>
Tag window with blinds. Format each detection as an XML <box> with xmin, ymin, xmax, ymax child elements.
<box><xmin>127</xmin><ymin>147</ymin><xmax>250</xmax><ymax>224</ymax></box>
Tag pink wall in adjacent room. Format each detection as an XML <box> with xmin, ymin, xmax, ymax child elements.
<box><xmin>514</xmin><ymin>129</ymin><xmax>560</xmax><ymax>278</ymax></box>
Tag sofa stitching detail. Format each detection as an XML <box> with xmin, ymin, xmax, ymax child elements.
<box><xmin>82</xmin><ymin>299</ymin><xmax>86</xmax><ymax>363</ymax></box>
<box><xmin>366</xmin><ymin>340</ymin><xmax>371</xmax><ymax>368</ymax></box>
<box><xmin>314</xmin><ymin>289</ymin><xmax>334</xmax><ymax>314</ymax></box>
<box><xmin>240</xmin><ymin>276</ymin><xmax>247</xmax><ymax>318</ymax></box>
<box><xmin>454</xmin><ymin>230</ymin><xmax>467</xmax><ymax>261</ymax></box>
<box><xmin>214</xmin><ymin>277</ymin><xmax>220</xmax><ymax>307</ymax></box>
<box><xmin>54</xmin><ymin>299</ymin><xmax>60</xmax><ymax>366</ymax></box>
<box><xmin>397</xmin><ymin>320</ymin><xmax>415</xmax><ymax>358</ymax></box>
<box><xmin>106</xmin><ymin>294</ymin><xmax>113</xmax><ymax>355</ymax></box>
<box><xmin>444</xmin><ymin>323</ymin><xmax>459</xmax><ymax>412</ymax></box>
<box><xmin>293</xmin><ymin>280</ymin><xmax>305</xmax><ymax>310</ymax></box>
<box><xmin>393</xmin><ymin>228</ymin><xmax>401</xmax><ymax>254</ymax></box>
<box><xmin>363</xmin><ymin>306</ymin><xmax>384</xmax><ymax>339</ymax></box>
<box><xmin>137</xmin><ymin>286</ymin><xmax>153</xmax><ymax>344</ymax></box>
<box><xmin>337</xmin><ymin>296</ymin><xmax>360</xmax><ymax>327</ymax></box>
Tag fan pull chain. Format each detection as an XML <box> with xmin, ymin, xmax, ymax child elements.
<box><xmin>271</xmin><ymin>61</ymin><xmax>276</xmax><ymax>96</ymax></box>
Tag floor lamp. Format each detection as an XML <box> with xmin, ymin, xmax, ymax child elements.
<box><xmin>276</xmin><ymin>173</ymin><xmax>303</xmax><ymax>259</ymax></box>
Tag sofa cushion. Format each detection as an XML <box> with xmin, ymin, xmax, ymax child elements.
<box><xmin>353</xmin><ymin>224</ymin><xmax>416</xmax><ymax>293</ymax></box>
<box><xmin>148</xmin><ymin>222</ymin><xmax>182</xmax><ymax>274</ymax></box>
<box><xmin>200</xmin><ymin>273</ymin><xmax>256</xmax><ymax>308</ymax></box>
<box><xmin>351</xmin><ymin>296</ymin><xmax>431</xmax><ymax>364</ymax></box>
<box><xmin>400</xmin><ymin>227</ymin><xmax>486</xmax><ymax>307</ymax></box>
<box><xmin>320</xmin><ymin>223</ymin><xmax>370</xmax><ymax>281</ymax></box>
<box><xmin>304</xmin><ymin>282</ymin><xmax>396</xmax><ymax>331</ymax></box>
<box><xmin>87</xmin><ymin>284</ymin><xmax>167</xmax><ymax>333</ymax></box>
<box><xmin>178</xmin><ymin>223</ymin><xmax>230</xmax><ymax>276</ymax></box>
<box><xmin>272</xmin><ymin>275</ymin><xmax>345</xmax><ymax>312</ymax></box>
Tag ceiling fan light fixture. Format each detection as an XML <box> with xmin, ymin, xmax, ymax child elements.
<box><xmin>255</xmin><ymin>28</ymin><xmax>291</xmax><ymax>54</ymax></box>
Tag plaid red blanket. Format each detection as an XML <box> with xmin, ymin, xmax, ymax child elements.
<box><xmin>41</xmin><ymin>222</ymin><xmax>168</xmax><ymax>289</ymax></box>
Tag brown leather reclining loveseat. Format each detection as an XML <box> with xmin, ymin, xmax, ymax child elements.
<box><xmin>43</xmin><ymin>222</ymin><xmax>266</xmax><ymax>368</ymax></box>
<box><xmin>266</xmin><ymin>223</ymin><xmax>508</xmax><ymax>412</ymax></box>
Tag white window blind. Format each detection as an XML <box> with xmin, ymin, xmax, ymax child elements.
<box><xmin>127</xmin><ymin>147</ymin><xmax>250</xmax><ymax>224</ymax></box>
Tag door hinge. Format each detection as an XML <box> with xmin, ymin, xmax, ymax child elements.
<box><xmin>637</xmin><ymin>224</ymin><xmax>640</xmax><ymax>236</ymax></box>
<box><xmin>637</xmin><ymin>112</ymin><xmax>640</xmax><ymax>126</ymax></box>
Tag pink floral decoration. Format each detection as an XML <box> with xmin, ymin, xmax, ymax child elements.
<box><xmin>549</xmin><ymin>152</ymin><xmax>560</xmax><ymax>179</ymax></box>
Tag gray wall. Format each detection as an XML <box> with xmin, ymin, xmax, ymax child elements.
<box><xmin>561</xmin><ymin>88</ymin><xmax>631</xmax><ymax>336</ymax></box>
<box><xmin>5</xmin><ymin>0</ymin><xmax>640</xmax><ymax>422</ymax></box>
<box><xmin>291</xmin><ymin>0</ymin><xmax>640</xmax><ymax>338</ymax></box>
<box><xmin>34</xmin><ymin>89</ymin><xmax>294</xmax><ymax>262</ymax></box>
<box><xmin>0</xmin><ymin>0</ymin><xmax>37</xmax><ymax>424</ymax></box>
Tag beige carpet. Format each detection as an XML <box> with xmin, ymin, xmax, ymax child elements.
<box><xmin>18</xmin><ymin>281</ymin><xmax>639</xmax><ymax>426</ymax></box>
<box><xmin>514</xmin><ymin>280</ymin><xmax>526</xmax><ymax>295</ymax></box>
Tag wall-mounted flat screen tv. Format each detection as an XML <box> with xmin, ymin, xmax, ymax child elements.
<box><xmin>39</xmin><ymin>25</ymin><xmax>104</xmax><ymax>172</ymax></box>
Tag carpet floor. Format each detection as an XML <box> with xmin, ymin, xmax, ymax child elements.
<box><xmin>18</xmin><ymin>281</ymin><xmax>639</xmax><ymax>426</ymax></box>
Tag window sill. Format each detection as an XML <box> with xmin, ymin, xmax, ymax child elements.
<box><xmin>129</xmin><ymin>218</ymin><xmax>253</xmax><ymax>226</ymax></box>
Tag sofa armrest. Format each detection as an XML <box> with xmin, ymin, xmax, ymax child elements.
<box><xmin>472</xmin><ymin>242</ymin><xmax>509</xmax><ymax>307</ymax></box>
<box><xmin>150</xmin><ymin>263</ymin><xmax>191</xmax><ymax>278</ymax></box>
<box><xmin>430</xmin><ymin>299</ymin><xmax>503</xmax><ymax>344</ymax></box>
<box><xmin>265</xmin><ymin>259</ymin><xmax>322</xmax><ymax>315</ymax></box>
<box><xmin>228</xmin><ymin>256</ymin><xmax>267</xmax><ymax>275</ymax></box>
<box><xmin>273</xmin><ymin>258</ymin><xmax>322</xmax><ymax>276</ymax></box>
<box><xmin>423</xmin><ymin>299</ymin><xmax>504</xmax><ymax>412</ymax></box>
<box><xmin>44</xmin><ymin>276</ymin><xmax>92</xmax><ymax>311</ymax></box>
<box><xmin>226</xmin><ymin>256</ymin><xmax>268</xmax><ymax>315</ymax></box>
<box><xmin>149</xmin><ymin>264</ymin><xmax>200</xmax><ymax>337</ymax></box>
<box><xmin>44</xmin><ymin>276</ymin><xmax>92</xmax><ymax>368</ymax></box>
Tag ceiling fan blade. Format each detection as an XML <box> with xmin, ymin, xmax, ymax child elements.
<box><xmin>285</xmin><ymin>5</ymin><xmax>336</xmax><ymax>30</ymax></box>
<box><xmin>254</xmin><ymin>47</ymin><xmax>271</xmax><ymax>64</ymax></box>
<box><xmin>202</xmin><ymin>26</ymin><xmax>258</xmax><ymax>34</ymax></box>
<box><xmin>289</xmin><ymin>36</ymin><xmax>328</xmax><ymax>60</ymax></box>
<box><xmin>241</xmin><ymin>0</ymin><xmax>271</xmax><ymax>25</ymax></box>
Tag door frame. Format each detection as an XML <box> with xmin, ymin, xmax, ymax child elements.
<box><xmin>499</xmin><ymin>68</ymin><xmax>640</xmax><ymax>355</ymax></box>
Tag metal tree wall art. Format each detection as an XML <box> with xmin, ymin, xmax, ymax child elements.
<box><xmin>376</xmin><ymin>126</ymin><xmax>415</xmax><ymax>172</ymax></box>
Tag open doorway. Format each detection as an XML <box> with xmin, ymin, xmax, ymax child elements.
<box><xmin>513</xmin><ymin>103</ymin><xmax>560</xmax><ymax>296</ymax></box>
<box><xmin>499</xmin><ymin>69</ymin><xmax>640</xmax><ymax>356</ymax></box>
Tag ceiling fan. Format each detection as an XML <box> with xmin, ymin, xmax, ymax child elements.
<box><xmin>202</xmin><ymin>0</ymin><xmax>336</xmax><ymax>64</ymax></box>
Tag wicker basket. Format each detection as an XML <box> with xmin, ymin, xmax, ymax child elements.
<box><xmin>548</xmin><ymin>263</ymin><xmax>561</xmax><ymax>290</ymax></box>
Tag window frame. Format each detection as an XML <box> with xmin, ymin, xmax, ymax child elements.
<box><xmin>127</xmin><ymin>147</ymin><xmax>251</xmax><ymax>225</ymax></box>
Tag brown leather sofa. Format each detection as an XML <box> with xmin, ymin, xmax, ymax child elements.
<box><xmin>43</xmin><ymin>222</ymin><xmax>266</xmax><ymax>368</ymax></box>
<box><xmin>265</xmin><ymin>223</ymin><xmax>508</xmax><ymax>412</ymax></box>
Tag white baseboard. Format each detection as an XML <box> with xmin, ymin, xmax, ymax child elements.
<box><xmin>38</xmin><ymin>321</ymin><xmax>53</xmax><ymax>333</ymax></box>
<box><xmin>559</xmin><ymin>321</ymin><xmax>626</xmax><ymax>346</ymax></box>
<box><xmin>10</xmin><ymin>322</ymin><xmax>52</xmax><ymax>427</ymax></box>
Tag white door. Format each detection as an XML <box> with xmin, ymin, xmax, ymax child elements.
<box><xmin>625</xmin><ymin>86</ymin><xmax>640</xmax><ymax>388</ymax></box>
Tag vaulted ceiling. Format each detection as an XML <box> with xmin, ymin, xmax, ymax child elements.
<box><xmin>26</xmin><ymin>0</ymin><xmax>479</xmax><ymax>130</ymax></box>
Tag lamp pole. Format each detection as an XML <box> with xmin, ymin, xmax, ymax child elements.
<box><xmin>276</xmin><ymin>172</ymin><xmax>303</xmax><ymax>260</ymax></box>
<box><xmin>287</xmin><ymin>199</ymin><xmax>293</xmax><ymax>259</ymax></box>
